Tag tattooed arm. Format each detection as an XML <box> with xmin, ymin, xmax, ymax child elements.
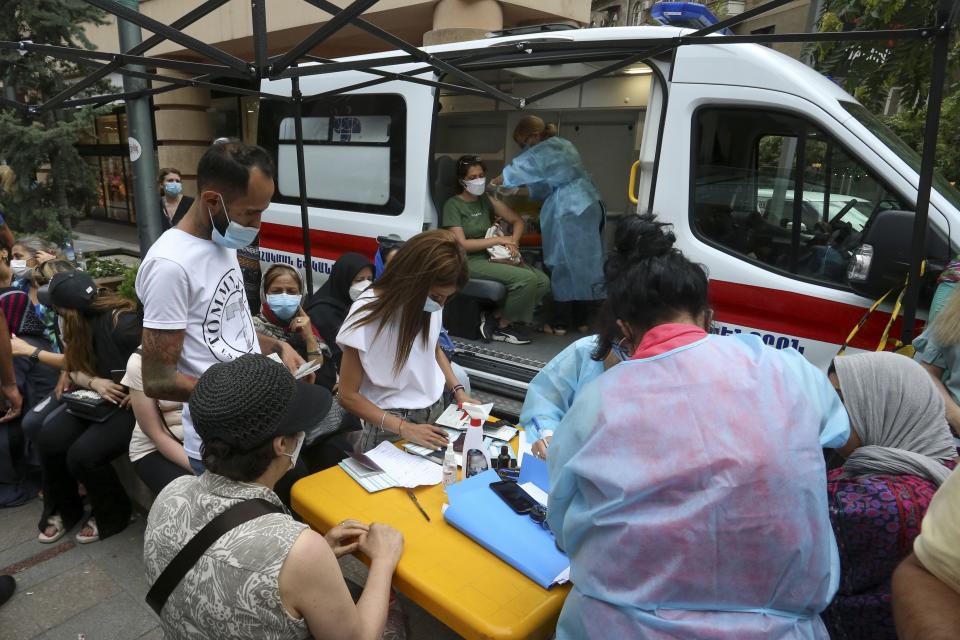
<box><xmin>141</xmin><ymin>327</ymin><xmax>197</xmax><ymax>402</ymax></box>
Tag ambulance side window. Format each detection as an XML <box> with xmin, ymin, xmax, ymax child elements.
<box><xmin>691</xmin><ymin>108</ymin><xmax>906</xmax><ymax>287</ymax></box>
<box><xmin>258</xmin><ymin>94</ymin><xmax>406</xmax><ymax>215</ymax></box>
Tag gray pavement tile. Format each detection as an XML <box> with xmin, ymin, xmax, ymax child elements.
<box><xmin>0</xmin><ymin>562</ymin><xmax>121</xmax><ymax>634</ymax></box>
<box><xmin>33</xmin><ymin>591</ymin><xmax>158</xmax><ymax>640</ymax></box>
<box><xmin>8</xmin><ymin>541</ymin><xmax>91</xmax><ymax>592</ymax></box>
<box><xmin>0</xmin><ymin>498</ymin><xmax>43</xmax><ymax>553</ymax></box>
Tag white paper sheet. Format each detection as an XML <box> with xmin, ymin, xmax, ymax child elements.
<box><xmin>520</xmin><ymin>482</ymin><xmax>548</xmax><ymax>507</ymax></box>
<box><xmin>435</xmin><ymin>402</ymin><xmax>495</xmax><ymax>429</ymax></box>
<box><xmin>517</xmin><ymin>430</ymin><xmax>533</xmax><ymax>468</ymax></box>
<box><xmin>365</xmin><ymin>441</ymin><xmax>443</xmax><ymax>488</ymax></box>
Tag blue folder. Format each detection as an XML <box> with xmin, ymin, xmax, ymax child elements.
<box><xmin>443</xmin><ymin>469</ymin><xmax>569</xmax><ymax>589</ymax></box>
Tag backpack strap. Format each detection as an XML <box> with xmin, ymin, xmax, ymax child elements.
<box><xmin>145</xmin><ymin>497</ymin><xmax>282</xmax><ymax>615</ymax></box>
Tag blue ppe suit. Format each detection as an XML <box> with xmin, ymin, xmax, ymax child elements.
<box><xmin>547</xmin><ymin>334</ymin><xmax>849</xmax><ymax>639</ymax></box>
<box><xmin>502</xmin><ymin>137</ymin><xmax>605</xmax><ymax>302</ymax></box>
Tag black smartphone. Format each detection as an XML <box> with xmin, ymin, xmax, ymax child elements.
<box><xmin>489</xmin><ymin>479</ymin><xmax>538</xmax><ymax>515</ymax></box>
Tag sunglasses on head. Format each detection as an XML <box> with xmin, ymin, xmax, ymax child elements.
<box><xmin>458</xmin><ymin>156</ymin><xmax>482</xmax><ymax>166</ymax></box>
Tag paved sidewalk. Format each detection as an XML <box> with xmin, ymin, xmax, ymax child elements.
<box><xmin>0</xmin><ymin>497</ymin><xmax>461</xmax><ymax>639</ymax></box>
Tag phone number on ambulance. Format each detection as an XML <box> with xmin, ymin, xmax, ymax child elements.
<box><xmin>709</xmin><ymin>325</ymin><xmax>806</xmax><ymax>354</ymax></box>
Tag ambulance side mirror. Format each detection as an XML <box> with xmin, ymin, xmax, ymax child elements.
<box><xmin>847</xmin><ymin>209</ymin><xmax>951</xmax><ymax>299</ymax></box>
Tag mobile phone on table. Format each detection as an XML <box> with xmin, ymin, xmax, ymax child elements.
<box><xmin>489</xmin><ymin>479</ymin><xmax>538</xmax><ymax>515</ymax></box>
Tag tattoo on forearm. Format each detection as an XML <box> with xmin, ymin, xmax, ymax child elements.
<box><xmin>141</xmin><ymin>328</ymin><xmax>195</xmax><ymax>401</ymax></box>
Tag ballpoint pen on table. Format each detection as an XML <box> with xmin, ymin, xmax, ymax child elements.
<box><xmin>406</xmin><ymin>489</ymin><xmax>431</xmax><ymax>522</ymax></box>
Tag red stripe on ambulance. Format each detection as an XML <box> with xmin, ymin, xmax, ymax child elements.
<box><xmin>259</xmin><ymin>222</ymin><xmax>379</xmax><ymax>262</ymax></box>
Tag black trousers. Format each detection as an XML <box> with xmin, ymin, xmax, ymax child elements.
<box><xmin>37</xmin><ymin>404</ymin><xmax>135</xmax><ymax>539</ymax></box>
<box><xmin>553</xmin><ymin>300</ymin><xmax>600</xmax><ymax>330</ymax></box>
<box><xmin>133</xmin><ymin>451</ymin><xmax>191</xmax><ymax>496</ymax></box>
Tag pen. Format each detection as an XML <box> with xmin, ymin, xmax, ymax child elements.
<box><xmin>406</xmin><ymin>489</ymin><xmax>431</xmax><ymax>522</ymax></box>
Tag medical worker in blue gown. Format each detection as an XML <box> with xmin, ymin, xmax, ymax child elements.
<box><xmin>520</xmin><ymin>305</ymin><xmax>631</xmax><ymax>460</ymax></box>
<box><xmin>547</xmin><ymin>214</ymin><xmax>850</xmax><ymax>639</ymax></box>
<box><xmin>492</xmin><ymin>116</ymin><xmax>605</xmax><ymax>334</ymax></box>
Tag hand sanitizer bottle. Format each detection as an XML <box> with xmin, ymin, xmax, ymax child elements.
<box><xmin>462</xmin><ymin>404</ymin><xmax>491</xmax><ymax>478</ymax></box>
<box><xmin>442</xmin><ymin>441</ymin><xmax>457</xmax><ymax>490</ymax></box>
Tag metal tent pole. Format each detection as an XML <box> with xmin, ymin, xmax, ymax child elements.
<box><xmin>117</xmin><ymin>0</ymin><xmax>162</xmax><ymax>254</ymax></box>
<box><xmin>900</xmin><ymin>0</ymin><xmax>955</xmax><ymax>344</ymax></box>
<box><xmin>291</xmin><ymin>75</ymin><xmax>315</xmax><ymax>294</ymax></box>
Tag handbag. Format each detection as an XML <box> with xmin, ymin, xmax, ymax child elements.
<box><xmin>146</xmin><ymin>498</ymin><xmax>283</xmax><ymax>615</ymax></box>
<box><xmin>62</xmin><ymin>390</ymin><xmax>119</xmax><ymax>423</ymax></box>
<box><xmin>485</xmin><ymin>223</ymin><xmax>521</xmax><ymax>265</ymax></box>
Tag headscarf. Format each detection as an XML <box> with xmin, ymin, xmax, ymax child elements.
<box><xmin>304</xmin><ymin>252</ymin><xmax>374</xmax><ymax>353</ymax></box>
<box><xmin>834</xmin><ymin>351</ymin><xmax>957</xmax><ymax>485</ymax></box>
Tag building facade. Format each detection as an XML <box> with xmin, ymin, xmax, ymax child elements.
<box><xmin>80</xmin><ymin>0</ymin><xmax>590</xmax><ymax>222</ymax></box>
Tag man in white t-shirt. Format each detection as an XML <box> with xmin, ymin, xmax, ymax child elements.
<box><xmin>137</xmin><ymin>142</ymin><xmax>306</xmax><ymax>471</ymax></box>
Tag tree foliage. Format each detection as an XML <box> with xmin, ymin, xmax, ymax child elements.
<box><xmin>813</xmin><ymin>0</ymin><xmax>960</xmax><ymax>185</ymax></box>
<box><xmin>0</xmin><ymin>1</ymin><xmax>108</xmax><ymax>243</ymax></box>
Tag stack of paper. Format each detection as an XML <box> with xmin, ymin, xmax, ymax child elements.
<box><xmin>434</xmin><ymin>403</ymin><xmax>518</xmax><ymax>442</ymax></box>
<box><xmin>339</xmin><ymin>441</ymin><xmax>442</xmax><ymax>493</ymax></box>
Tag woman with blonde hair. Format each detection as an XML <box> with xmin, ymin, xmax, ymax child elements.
<box><xmin>34</xmin><ymin>271</ymin><xmax>141</xmax><ymax>544</ymax></box>
<box><xmin>914</xmin><ymin>285</ymin><xmax>960</xmax><ymax>434</ymax></box>
<box><xmin>337</xmin><ymin>229</ymin><xmax>479</xmax><ymax>451</ymax></box>
<box><xmin>492</xmin><ymin>116</ymin><xmax>606</xmax><ymax>335</ymax></box>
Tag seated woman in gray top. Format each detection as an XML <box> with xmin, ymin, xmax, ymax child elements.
<box><xmin>144</xmin><ymin>354</ymin><xmax>404</xmax><ymax>640</ymax></box>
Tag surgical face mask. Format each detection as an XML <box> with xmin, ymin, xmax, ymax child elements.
<box><xmin>348</xmin><ymin>279</ymin><xmax>372</xmax><ymax>302</ymax></box>
<box><xmin>462</xmin><ymin>177</ymin><xmax>486</xmax><ymax>196</ymax></box>
<box><xmin>10</xmin><ymin>259</ymin><xmax>30</xmax><ymax>279</ymax></box>
<box><xmin>282</xmin><ymin>432</ymin><xmax>306</xmax><ymax>469</ymax></box>
<box><xmin>163</xmin><ymin>182</ymin><xmax>183</xmax><ymax>197</ymax></box>
<box><xmin>612</xmin><ymin>338</ymin><xmax>633</xmax><ymax>362</ymax></box>
<box><xmin>265</xmin><ymin>293</ymin><xmax>300</xmax><ymax>322</ymax></box>
<box><xmin>208</xmin><ymin>193</ymin><xmax>259</xmax><ymax>249</ymax></box>
<box><xmin>424</xmin><ymin>297</ymin><xmax>443</xmax><ymax>313</ymax></box>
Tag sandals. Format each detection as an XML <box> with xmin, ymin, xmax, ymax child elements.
<box><xmin>75</xmin><ymin>517</ymin><xmax>99</xmax><ymax>545</ymax></box>
<box><xmin>38</xmin><ymin>514</ymin><xmax>67</xmax><ymax>544</ymax></box>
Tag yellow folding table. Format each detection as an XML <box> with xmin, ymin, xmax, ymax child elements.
<box><xmin>291</xmin><ymin>436</ymin><xmax>570</xmax><ymax>640</ymax></box>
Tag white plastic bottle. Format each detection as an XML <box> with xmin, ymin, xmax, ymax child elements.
<box><xmin>442</xmin><ymin>441</ymin><xmax>457</xmax><ymax>490</ymax></box>
<box><xmin>462</xmin><ymin>404</ymin><xmax>491</xmax><ymax>478</ymax></box>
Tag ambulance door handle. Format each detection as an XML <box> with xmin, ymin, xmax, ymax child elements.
<box><xmin>627</xmin><ymin>160</ymin><xmax>641</xmax><ymax>205</ymax></box>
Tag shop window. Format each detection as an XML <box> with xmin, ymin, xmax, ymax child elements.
<box><xmin>691</xmin><ymin>108</ymin><xmax>905</xmax><ymax>287</ymax></box>
<box><xmin>259</xmin><ymin>94</ymin><xmax>406</xmax><ymax>215</ymax></box>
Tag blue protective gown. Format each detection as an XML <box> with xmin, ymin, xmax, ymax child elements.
<box><xmin>502</xmin><ymin>137</ymin><xmax>605</xmax><ymax>302</ymax></box>
<box><xmin>547</xmin><ymin>333</ymin><xmax>849</xmax><ymax>639</ymax></box>
<box><xmin>520</xmin><ymin>336</ymin><xmax>606</xmax><ymax>441</ymax></box>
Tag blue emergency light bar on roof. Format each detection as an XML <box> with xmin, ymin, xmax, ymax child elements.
<box><xmin>650</xmin><ymin>2</ymin><xmax>733</xmax><ymax>36</ymax></box>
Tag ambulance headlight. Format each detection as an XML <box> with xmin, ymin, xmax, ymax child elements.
<box><xmin>847</xmin><ymin>244</ymin><xmax>873</xmax><ymax>282</ymax></box>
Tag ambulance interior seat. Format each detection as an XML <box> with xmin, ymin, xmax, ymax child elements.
<box><xmin>433</xmin><ymin>155</ymin><xmax>506</xmax><ymax>340</ymax></box>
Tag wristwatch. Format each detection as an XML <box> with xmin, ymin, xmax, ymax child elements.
<box><xmin>29</xmin><ymin>347</ymin><xmax>41</xmax><ymax>363</ymax></box>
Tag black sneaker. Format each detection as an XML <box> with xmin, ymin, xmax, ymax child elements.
<box><xmin>479</xmin><ymin>313</ymin><xmax>497</xmax><ymax>342</ymax></box>
<box><xmin>493</xmin><ymin>325</ymin><xmax>532</xmax><ymax>345</ymax></box>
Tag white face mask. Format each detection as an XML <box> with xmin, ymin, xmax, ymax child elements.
<box><xmin>10</xmin><ymin>259</ymin><xmax>30</xmax><ymax>279</ymax></box>
<box><xmin>424</xmin><ymin>297</ymin><xmax>443</xmax><ymax>313</ymax></box>
<box><xmin>348</xmin><ymin>279</ymin><xmax>372</xmax><ymax>301</ymax></box>
<box><xmin>283</xmin><ymin>432</ymin><xmax>306</xmax><ymax>470</ymax></box>
<box><xmin>462</xmin><ymin>177</ymin><xmax>486</xmax><ymax>196</ymax></box>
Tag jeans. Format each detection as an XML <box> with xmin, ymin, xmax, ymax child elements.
<box><xmin>37</xmin><ymin>404</ymin><xmax>135</xmax><ymax>539</ymax></box>
<box><xmin>188</xmin><ymin>456</ymin><xmax>205</xmax><ymax>476</ymax></box>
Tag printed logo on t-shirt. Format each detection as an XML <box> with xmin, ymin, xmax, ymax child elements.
<box><xmin>204</xmin><ymin>269</ymin><xmax>255</xmax><ymax>361</ymax></box>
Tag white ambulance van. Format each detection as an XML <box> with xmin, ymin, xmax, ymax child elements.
<box><xmin>256</xmin><ymin>25</ymin><xmax>959</xmax><ymax>398</ymax></box>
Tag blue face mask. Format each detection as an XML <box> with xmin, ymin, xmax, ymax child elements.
<box><xmin>423</xmin><ymin>297</ymin><xmax>443</xmax><ymax>313</ymax></box>
<box><xmin>209</xmin><ymin>194</ymin><xmax>259</xmax><ymax>249</ymax></box>
<box><xmin>163</xmin><ymin>182</ymin><xmax>182</xmax><ymax>197</ymax></box>
<box><xmin>266</xmin><ymin>293</ymin><xmax>301</xmax><ymax>321</ymax></box>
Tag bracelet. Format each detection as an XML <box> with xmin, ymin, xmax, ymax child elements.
<box><xmin>378</xmin><ymin>412</ymin><xmax>387</xmax><ymax>433</ymax></box>
<box><xmin>451</xmin><ymin>384</ymin><xmax>465</xmax><ymax>394</ymax></box>
<box><xmin>306</xmin><ymin>350</ymin><xmax>321</xmax><ymax>356</ymax></box>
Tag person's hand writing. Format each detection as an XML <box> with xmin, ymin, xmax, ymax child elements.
<box><xmin>402</xmin><ymin>422</ymin><xmax>449</xmax><ymax>450</ymax></box>
<box><xmin>359</xmin><ymin>523</ymin><xmax>404</xmax><ymax>568</ymax></box>
<box><xmin>325</xmin><ymin>519</ymin><xmax>369</xmax><ymax>557</ymax></box>
<box><xmin>532</xmin><ymin>435</ymin><xmax>552</xmax><ymax>460</ymax></box>
<box><xmin>0</xmin><ymin>384</ymin><xmax>22</xmax><ymax>423</ymax></box>
<box><xmin>90</xmin><ymin>377</ymin><xmax>127</xmax><ymax>405</ymax></box>
<box><xmin>10</xmin><ymin>336</ymin><xmax>33</xmax><ymax>357</ymax></box>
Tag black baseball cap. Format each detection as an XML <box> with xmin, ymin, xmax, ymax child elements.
<box><xmin>190</xmin><ymin>353</ymin><xmax>332</xmax><ymax>450</ymax></box>
<box><xmin>37</xmin><ymin>270</ymin><xmax>98</xmax><ymax>310</ymax></box>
